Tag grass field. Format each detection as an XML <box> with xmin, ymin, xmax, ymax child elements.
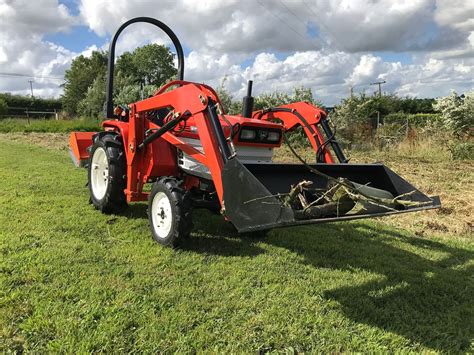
<box><xmin>0</xmin><ymin>134</ymin><xmax>473</xmax><ymax>352</ymax></box>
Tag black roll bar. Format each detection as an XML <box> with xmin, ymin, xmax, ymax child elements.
<box><xmin>105</xmin><ymin>17</ymin><xmax>185</xmax><ymax>118</ymax></box>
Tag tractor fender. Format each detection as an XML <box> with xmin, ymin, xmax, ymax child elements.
<box><xmin>101</xmin><ymin>120</ymin><xmax>129</xmax><ymax>160</ymax></box>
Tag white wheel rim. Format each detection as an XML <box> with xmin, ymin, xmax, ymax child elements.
<box><xmin>90</xmin><ymin>147</ymin><xmax>109</xmax><ymax>200</ymax></box>
<box><xmin>151</xmin><ymin>192</ymin><xmax>173</xmax><ymax>239</ymax></box>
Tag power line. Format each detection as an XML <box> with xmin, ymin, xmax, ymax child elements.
<box><xmin>277</xmin><ymin>0</ymin><xmax>324</xmax><ymax>49</ymax></box>
<box><xmin>0</xmin><ymin>72</ymin><xmax>64</xmax><ymax>81</ymax></box>
<box><xmin>349</xmin><ymin>81</ymin><xmax>378</xmax><ymax>97</ymax></box>
<box><xmin>278</xmin><ymin>0</ymin><xmax>306</xmax><ymax>24</ymax></box>
<box><xmin>301</xmin><ymin>0</ymin><xmax>340</xmax><ymax>46</ymax></box>
<box><xmin>256</xmin><ymin>0</ymin><xmax>312</xmax><ymax>42</ymax></box>
<box><xmin>370</xmin><ymin>80</ymin><xmax>386</xmax><ymax>96</ymax></box>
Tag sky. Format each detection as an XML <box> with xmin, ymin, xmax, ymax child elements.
<box><xmin>0</xmin><ymin>0</ymin><xmax>473</xmax><ymax>106</ymax></box>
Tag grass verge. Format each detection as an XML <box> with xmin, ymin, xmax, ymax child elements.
<box><xmin>0</xmin><ymin>136</ymin><xmax>473</xmax><ymax>352</ymax></box>
<box><xmin>0</xmin><ymin>118</ymin><xmax>100</xmax><ymax>133</ymax></box>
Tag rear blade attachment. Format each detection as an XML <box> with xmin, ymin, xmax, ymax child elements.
<box><xmin>69</xmin><ymin>132</ymin><xmax>95</xmax><ymax>167</ymax></box>
<box><xmin>222</xmin><ymin>160</ymin><xmax>441</xmax><ymax>233</ymax></box>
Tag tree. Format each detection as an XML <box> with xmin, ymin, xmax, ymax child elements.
<box><xmin>215</xmin><ymin>77</ymin><xmax>243</xmax><ymax>114</ymax></box>
<box><xmin>114</xmin><ymin>84</ymin><xmax>158</xmax><ymax>105</ymax></box>
<box><xmin>62</xmin><ymin>51</ymin><xmax>108</xmax><ymax>116</ymax></box>
<box><xmin>115</xmin><ymin>44</ymin><xmax>177</xmax><ymax>87</ymax></box>
<box><xmin>63</xmin><ymin>44</ymin><xmax>178</xmax><ymax>118</ymax></box>
<box><xmin>399</xmin><ymin>97</ymin><xmax>435</xmax><ymax>114</ymax></box>
<box><xmin>254</xmin><ymin>86</ymin><xmax>323</xmax><ymax>110</ymax></box>
<box><xmin>77</xmin><ymin>74</ymin><xmax>107</xmax><ymax>118</ymax></box>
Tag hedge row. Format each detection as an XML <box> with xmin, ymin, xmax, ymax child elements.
<box><xmin>383</xmin><ymin>112</ymin><xmax>442</xmax><ymax>126</ymax></box>
<box><xmin>0</xmin><ymin>93</ymin><xmax>62</xmax><ymax>113</ymax></box>
<box><xmin>0</xmin><ymin>118</ymin><xmax>100</xmax><ymax>133</ymax></box>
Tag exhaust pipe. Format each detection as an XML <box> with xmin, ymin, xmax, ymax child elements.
<box><xmin>241</xmin><ymin>80</ymin><xmax>254</xmax><ymax>118</ymax></box>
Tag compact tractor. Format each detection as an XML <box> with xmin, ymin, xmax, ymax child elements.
<box><xmin>69</xmin><ymin>17</ymin><xmax>440</xmax><ymax>246</ymax></box>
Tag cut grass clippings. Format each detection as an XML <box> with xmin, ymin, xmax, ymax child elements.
<box><xmin>0</xmin><ymin>136</ymin><xmax>473</xmax><ymax>352</ymax></box>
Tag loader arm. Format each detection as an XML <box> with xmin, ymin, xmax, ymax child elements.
<box><xmin>102</xmin><ymin>82</ymin><xmax>231</xmax><ymax>203</ymax></box>
<box><xmin>256</xmin><ymin>102</ymin><xmax>347</xmax><ymax>163</ymax></box>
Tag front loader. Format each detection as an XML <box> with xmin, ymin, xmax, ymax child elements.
<box><xmin>69</xmin><ymin>17</ymin><xmax>440</xmax><ymax>247</ymax></box>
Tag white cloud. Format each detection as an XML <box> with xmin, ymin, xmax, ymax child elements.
<box><xmin>0</xmin><ymin>0</ymin><xmax>79</xmax><ymax>96</ymax></box>
<box><xmin>199</xmin><ymin>50</ymin><xmax>473</xmax><ymax>105</ymax></box>
<box><xmin>0</xmin><ymin>0</ymin><xmax>473</xmax><ymax>103</ymax></box>
<box><xmin>78</xmin><ymin>0</ymin><xmax>321</xmax><ymax>55</ymax></box>
<box><xmin>434</xmin><ymin>0</ymin><xmax>474</xmax><ymax>32</ymax></box>
<box><xmin>0</xmin><ymin>0</ymin><xmax>77</xmax><ymax>34</ymax></box>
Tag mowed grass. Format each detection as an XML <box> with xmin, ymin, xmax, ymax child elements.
<box><xmin>0</xmin><ymin>137</ymin><xmax>473</xmax><ymax>353</ymax></box>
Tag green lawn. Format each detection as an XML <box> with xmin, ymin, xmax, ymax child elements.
<box><xmin>0</xmin><ymin>138</ymin><xmax>473</xmax><ymax>352</ymax></box>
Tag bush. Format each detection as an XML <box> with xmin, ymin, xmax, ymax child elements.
<box><xmin>285</xmin><ymin>126</ymin><xmax>311</xmax><ymax>148</ymax></box>
<box><xmin>0</xmin><ymin>98</ymin><xmax>7</xmax><ymax>116</ymax></box>
<box><xmin>384</xmin><ymin>113</ymin><xmax>442</xmax><ymax>127</ymax></box>
<box><xmin>383</xmin><ymin>112</ymin><xmax>406</xmax><ymax>125</ymax></box>
<box><xmin>433</xmin><ymin>91</ymin><xmax>473</xmax><ymax>136</ymax></box>
<box><xmin>408</xmin><ymin>113</ymin><xmax>443</xmax><ymax>127</ymax></box>
<box><xmin>448</xmin><ymin>142</ymin><xmax>474</xmax><ymax>160</ymax></box>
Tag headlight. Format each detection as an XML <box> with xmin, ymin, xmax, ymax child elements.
<box><xmin>267</xmin><ymin>131</ymin><xmax>281</xmax><ymax>142</ymax></box>
<box><xmin>240</xmin><ymin>129</ymin><xmax>256</xmax><ymax>140</ymax></box>
<box><xmin>239</xmin><ymin>127</ymin><xmax>281</xmax><ymax>143</ymax></box>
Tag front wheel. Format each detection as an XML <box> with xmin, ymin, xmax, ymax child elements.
<box><xmin>148</xmin><ymin>177</ymin><xmax>193</xmax><ymax>247</ymax></box>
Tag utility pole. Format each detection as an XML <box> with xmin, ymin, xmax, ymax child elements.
<box><xmin>350</xmin><ymin>85</ymin><xmax>354</xmax><ymax>98</ymax></box>
<box><xmin>28</xmin><ymin>80</ymin><xmax>34</xmax><ymax>97</ymax></box>
<box><xmin>370</xmin><ymin>80</ymin><xmax>386</xmax><ymax>97</ymax></box>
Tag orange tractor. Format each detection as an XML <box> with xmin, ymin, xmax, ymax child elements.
<box><xmin>69</xmin><ymin>17</ymin><xmax>440</xmax><ymax>247</ymax></box>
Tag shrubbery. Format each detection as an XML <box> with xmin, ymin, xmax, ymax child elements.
<box><xmin>0</xmin><ymin>93</ymin><xmax>62</xmax><ymax>118</ymax></box>
<box><xmin>383</xmin><ymin>112</ymin><xmax>442</xmax><ymax>127</ymax></box>
<box><xmin>448</xmin><ymin>142</ymin><xmax>474</xmax><ymax>160</ymax></box>
<box><xmin>0</xmin><ymin>98</ymin><xmax>7</xmax><ymax>116</ymax></box>
<box><xmin>0</xmin><ymin>118</ymin><xmax>100</xmax><ymax>133</ymax></box>
<box><xmin>433</xmin><ymin>91</ymin><xmax>473</xmax><ymax>137</ymax></box>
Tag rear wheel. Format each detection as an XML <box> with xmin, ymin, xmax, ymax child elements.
<box><xmin>88</xmin><ymin>133</ymin><xmax>127</xmax><ymax>213</ymax></box>
<box><xmin>148</xmin><ymin>177</ymin><xmax>193</xmax><ymax>247</ymax></box>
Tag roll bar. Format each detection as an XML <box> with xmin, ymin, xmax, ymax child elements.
<box><xmin>105</xmin><ymin>17</ymin><xmax>185</xmax><ymax>118</ymax></box>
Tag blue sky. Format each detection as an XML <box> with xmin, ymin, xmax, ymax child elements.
<box><xmin>45</xmin><ymin>26</ymin><xmax>106</xmax><ymax>53</ymax></box>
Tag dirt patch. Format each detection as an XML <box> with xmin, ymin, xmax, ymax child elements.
<box><xmin>0</xmin><ymin>132</ymin><xmax>69</xmax><ymax>151</ymax></box>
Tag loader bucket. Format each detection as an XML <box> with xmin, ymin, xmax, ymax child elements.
<box><xmin>222</xmin><ymin>159</ymin><xmax>440</xmax><ymax>233</ymax></box>
<box><xmin>69</xmin><ymin>132</ymin><xmax>95</xmax><ymax>167</ymax></box>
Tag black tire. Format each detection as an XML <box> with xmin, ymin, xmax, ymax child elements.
<box><xmin>148</xmin><ymin>177</ymin><xmax>193</xmax><ymax>247</ymax></box>
<box><xmin>88</xmin><ymin>132</ymin><xmax>127</xmax><ymax>213</ymax></box>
